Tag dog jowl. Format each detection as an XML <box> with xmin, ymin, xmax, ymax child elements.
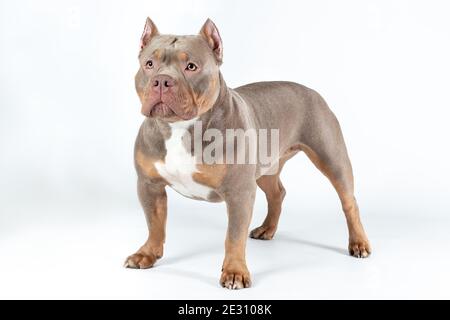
<box><xmin>125</xmin><ymin>18</ymin><xmax>371</xmax><ymax>289</ymax></box>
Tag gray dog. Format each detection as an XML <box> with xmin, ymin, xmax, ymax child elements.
<box><xmin>124</xmin><ymin>18</ymin><xmax>371</xmax><ymax>289</ymax></box>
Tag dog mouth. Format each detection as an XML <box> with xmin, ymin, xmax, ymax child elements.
<box><xmin>144</xmin><ymin>101</ymin><xmax>196</xmax><ymax>121</ymax></box>
<box><xmin>149</xmin><ymin>102</ymin><xmax>176</xmax><ymax>118</ymax></box>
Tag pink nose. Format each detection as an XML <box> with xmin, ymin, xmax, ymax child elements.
<box><xmin>152</xmin><ymin>75</ymin><xmax>176</xmax><ymax>93</ymax></box>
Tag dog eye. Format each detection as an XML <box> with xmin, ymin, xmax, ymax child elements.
<box><xmin>145</xmin><ymin>60</ymin><xmax>153</xmax><ymax>68</ymax></box>
<box><xmin>186</xmin><ymin>62</ymin><xmax>198</xmax><ymax>71</ymax></box>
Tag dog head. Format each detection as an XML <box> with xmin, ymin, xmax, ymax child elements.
<box><xmin>135</xmin><ymin>18</ymin><xmax>223</xmax><ymax>122</ymax></box>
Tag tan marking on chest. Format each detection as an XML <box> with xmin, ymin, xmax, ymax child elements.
<box><xmin>193</xmin><ymin>164</ymin><xmax>227</xmax><ymax>189</ymax></box>
<box><xmin>135</xmin><ymin>150</ymin><xmax>165</xmax><ymax>181</ymax></box>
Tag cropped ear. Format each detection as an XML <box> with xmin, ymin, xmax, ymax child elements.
<box><xmin>140</xmin><ymin>17</ymin><xmax>159</xmax><ymax>50</ymax></box>
<box><xmin>199</xmin><ymin>18</ymin><xmax>223</xmax><ymax>63</ymax></box>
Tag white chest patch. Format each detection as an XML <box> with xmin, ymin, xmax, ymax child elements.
<box><xmin>154</xmin><ymin>118</ymin><xmax>213</xmax><ymax>200</ymax></box>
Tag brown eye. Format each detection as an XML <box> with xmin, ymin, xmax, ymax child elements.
<box><xmin>186</xmin><ymin>62</ymin><xmax>197</xmax><ymax>71</ymax></box>
<box><xmin>145</xmin><ymin>60</ymin><xmax>153</xmax><ymax>68</ymax></box>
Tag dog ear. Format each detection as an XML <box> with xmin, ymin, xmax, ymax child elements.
<box><xmin>199</xmin><ymin>18</ymin><xmax>223</xmax><ymax>63</ymax></box>
<box><xmin>140</xmin><ymin>17</ymin><xmax>159</xmax><ymax>50</ymax></box>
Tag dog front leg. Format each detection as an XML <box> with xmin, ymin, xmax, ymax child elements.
<box><xmin>124</xmin><ymin>179</ymin><xmax>167</xmax><ymax>269</ymax></box>
<box><xmin>220</xmin><ymin>185</ymin><xmax>256</xmax><ymax>289</ymax></box>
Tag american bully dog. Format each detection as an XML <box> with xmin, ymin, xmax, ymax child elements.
<box><xmin>124</xmin><ymin>18</ymin><xmax>371</xmax><ymax>289</ymax></box>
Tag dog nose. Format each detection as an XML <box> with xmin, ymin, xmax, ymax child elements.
<box><xmin>152</xmin><ymin>75</ymin><xmax>176</xmax><ymax>93</ymax></box>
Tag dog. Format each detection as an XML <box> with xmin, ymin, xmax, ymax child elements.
<box><xmin>124</xmin><ymin>18</ymin><xmax>371</xmax><ymax>289</ymax></box>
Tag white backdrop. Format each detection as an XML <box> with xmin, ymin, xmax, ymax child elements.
<box><xmin>1</xmin><ymin>0</ymin><xmax>450</xmax><ymax>299</ymax></box>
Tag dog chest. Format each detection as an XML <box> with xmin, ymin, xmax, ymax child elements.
<box><xmin>154</xmin><ymin>119</ymin><xmax>213</xmax><ymax>200</ymax></box>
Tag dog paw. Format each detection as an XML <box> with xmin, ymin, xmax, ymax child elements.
<box><xmin>348</xmin><ymin>239</ymin><xmax>372</xmax><ymax>258</ymax></box>
<box><xmin>220</xmin><ymin>267</ymin><xmax>252</xmax><ymax>290</ymax></box>
<box><xmin>124</xmin><ymin>252</ymin><xmax>158</xmax><ymax>269</ymax></box>
<box><xmin>250</xmin><ymin>225</ymin><xmax>276</xmax><ymax>240</ymax></box>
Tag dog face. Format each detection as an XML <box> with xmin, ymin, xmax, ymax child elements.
<box><xmin>135</xmin><ymin>18</ymin><xmax>223</xmax><ymax>122</ymax></box>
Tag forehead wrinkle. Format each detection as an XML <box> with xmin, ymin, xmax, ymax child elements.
<box><xmin>162</xmin><ymin>48</ymin><xmax>180</xmax><ymax>65</ymax></box>
<box><xmin>142</xmin><ymin>36</ymin><xmax>213</xmax><ymax>66</ymax></box>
